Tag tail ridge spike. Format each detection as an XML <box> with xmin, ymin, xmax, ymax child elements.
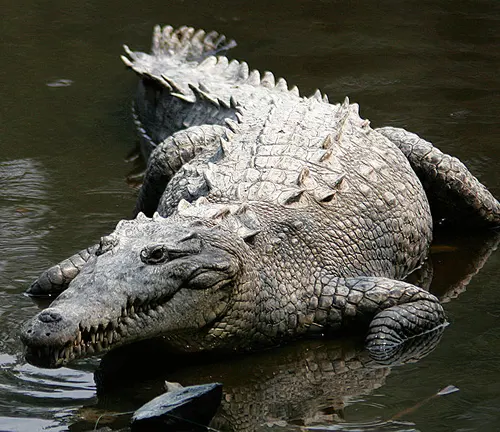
<box><xmin>152</xmin><ymin>25</ymin><xmax>236</xmax><ymax>61</ymax></box>
<box><xmin>261</xmin><ymin>71</ymin><xmax>275</xmax><ymax>88</ymax></box>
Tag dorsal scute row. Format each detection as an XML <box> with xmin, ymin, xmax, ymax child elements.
<box><xmin>199</xmin><ymin>94</ymin><xmax>368</xmax><ymax>208</ymax></box>
<box><xmin>124</xmin><ymin>25</ymin><xmax>333</xmax><ymax>107</ymax></box>
<box><xmin>176</xmin><ymin>198</ymin><xmax>261</xmax><ymax>241</ymax></box>
<box><xmin>151</xmin><ymin>25</ymin><xmax>236</xmax><ymax>61</ymax></box>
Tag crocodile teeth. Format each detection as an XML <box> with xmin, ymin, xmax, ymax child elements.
<box><xmin>152</xmin><ymin>212</ymin><xmax>163</xmax><ymax>222</ymax></box>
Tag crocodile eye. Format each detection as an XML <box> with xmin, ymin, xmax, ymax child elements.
<box><xmin>140</xmin><ymin>245</ymin><xmax>169</xmax><ymax>264</ymax></box>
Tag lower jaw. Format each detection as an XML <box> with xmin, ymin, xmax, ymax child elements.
<box><xmin>25</xmin><ymin>329</ymin><xmax>219</xmax><ymax>368</ymax></box>
<box><xmin>24</xmin><ymin>312</ymin><xmax>169</xmax><ymax>367</ymax></box>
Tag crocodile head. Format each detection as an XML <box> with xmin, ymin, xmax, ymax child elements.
<box><xmin>21</xmin><ymin>211</ymin><xmax>252</xmax><ymax>367</ymax></box>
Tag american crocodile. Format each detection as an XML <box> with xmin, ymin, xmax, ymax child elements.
<box><xmin>21</xmin><ymin>25</ymin><xmax>500</xmax><ymax>367</ymax></box>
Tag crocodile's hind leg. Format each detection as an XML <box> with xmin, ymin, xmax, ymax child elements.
<box><xmin>308</xmin><ymin>274</ymin><xmax>447</xmax><ymax>355</ymax></box>
<box><xmin>27</xmin><ymin>245</ymin><xmax>98</xmax><ymax>296</ymax></box>
<box><xmin>377</xmin><ymin>127</ymin><xmax>500</xmax><ymax>228</ymax></box>
<box><xmin>134</xmin><ymin>124</ymin><xmax>231</xmax><ymax>216</ymax></box>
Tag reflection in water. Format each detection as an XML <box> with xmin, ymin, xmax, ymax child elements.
<box><xmin>0</xmin><ymin>159</ymin><xmax>54</xmax><ymax>371</ymax></box>
<box><xmin>431</xmin><ymin>231</ymin><xmax>500</xmax><ymax>303</ymax></box>
<box><xmin>0</xmin><ymin>354</ymin><xmax>95</xmax><ymax>432</ymax></box>
<box><xmin>1</xmin><ymin>0</ymin><xmax>500</xmax><ymax>431</ymax></box>
<box><xmin>0</xmin><ymin>159</ymin><xmax>52</xmax><ymax>291</ymax></box>
<box><xmin>79</xmin><ymin>328</ymin><xmax>443</xmax><ymax>432</ymax></box>
<box><xmin>0</xmin><ymin>161</ymin><xmax>101</xmax><ymax>429</ymax></box>
<box><xmin>46</xmin><ymin>79</ymin><xmax>74</xmax><ymax>88</ymax></box>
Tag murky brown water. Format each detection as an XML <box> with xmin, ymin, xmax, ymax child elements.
<box><xmin>1</xmin><ymin>0</ymin><xmax>500</xmax><ymax>430</ymax></box>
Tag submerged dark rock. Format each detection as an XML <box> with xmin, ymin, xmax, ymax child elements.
<box><xmin>131</xmin><ymin>382</ymin><xmax>222</xmax><ymax>431</ymax></box>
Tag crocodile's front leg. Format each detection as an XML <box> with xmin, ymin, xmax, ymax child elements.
<box><xmin>309</xmin><ymin>274</ymin><xmax>447</xmax><ymax>353</ymax></box>
<box><xmin>27</xmin><ymin>244</ymin><xmax>98</xmax><ymax>296</ymax></box>
<box><xmin>377</xmin><ymin>127</ymin><xmax>500</xmax><ymax>228</ymax></box>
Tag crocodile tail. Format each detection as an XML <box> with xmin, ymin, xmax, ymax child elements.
<box><xmin>377</xmin><ymin>127</ymin><xmax>500</xmax><ymax>228</ymax></box>
<box><xmin>151</xmin><ymin>25</ymin><xmax>237</xmax><ymax>62</ymax></box>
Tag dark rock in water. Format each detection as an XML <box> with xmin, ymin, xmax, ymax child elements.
<box><xmin>131</xmin><ymin>382</ymin><xmax>222</xmax><ymax>431</ymax></box>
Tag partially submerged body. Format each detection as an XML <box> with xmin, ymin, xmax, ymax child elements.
<box><xmin>21</xmin><ymin>26</ymin><xmax>500</xmax><ymax>367</ymax></box>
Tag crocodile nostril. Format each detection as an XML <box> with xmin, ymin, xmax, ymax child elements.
<box><xmin>38</xmin><ymin>310</ymin><xmax>63</xmax><ymax>324</ymax></box>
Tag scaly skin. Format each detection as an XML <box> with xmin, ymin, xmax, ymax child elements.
<box><xmin>21</xmin><ymin>25</ymin><xmax>499</xmax><ymax>367</ymax></box>
<box><xmin>28</xmin><ymin>245</ymin><xmax>98</xmax><ymax>297</ymax></box>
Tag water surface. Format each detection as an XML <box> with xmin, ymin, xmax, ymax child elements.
<box><xmin>1</xmin><ymin>0</ymin><xmax>500</xmax><ymax>430</ymax></box>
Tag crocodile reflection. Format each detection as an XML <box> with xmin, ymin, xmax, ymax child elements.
<box><xmin>72</xmin><ymin>330</ymin><xmax>442</xmax><ymax>432</ymax></box>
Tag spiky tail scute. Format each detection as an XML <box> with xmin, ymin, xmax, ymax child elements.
<box><xmin>151</xmin><ymin>25</ymin><xmax>237</xmax><ymax>62</ymax></box>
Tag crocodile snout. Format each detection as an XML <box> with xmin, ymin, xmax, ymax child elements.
<box><xmin>21</xmin><ymin>308</ymin><xmax>79</xmax><ymax>348</ymax></box>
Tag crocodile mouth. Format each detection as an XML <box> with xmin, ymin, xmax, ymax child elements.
<box><xmin>25</xmin><ymin>295</ymin><xmax>173</xmax><ymax>368</ymax></box>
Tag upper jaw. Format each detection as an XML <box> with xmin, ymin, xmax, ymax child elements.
<box><xmin>21</xmin><ymin>287</ymin><xmax>180</xmax><ymax>367</ymax></box>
